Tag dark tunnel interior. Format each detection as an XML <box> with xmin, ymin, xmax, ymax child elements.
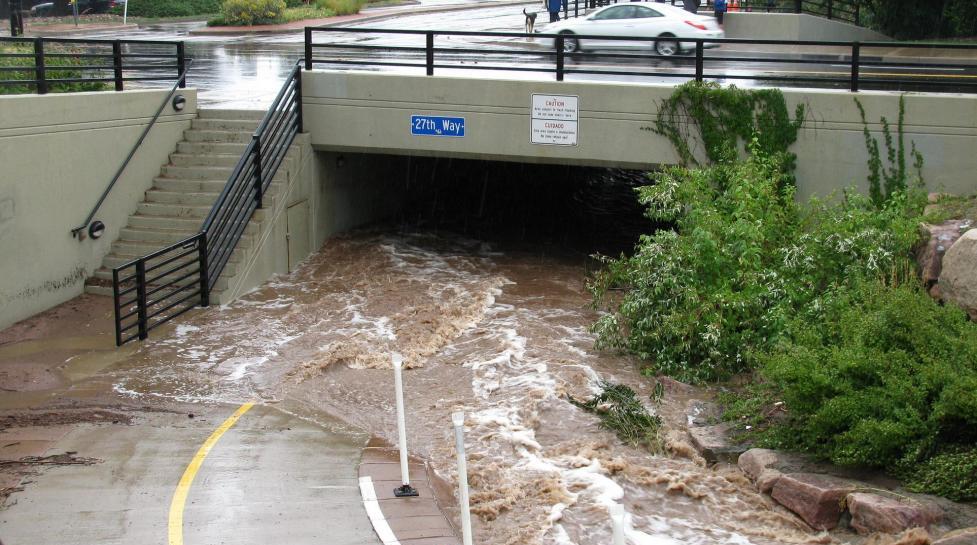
<box><xmin>394</xmin><ymin>157</ymin><xmax>661</xmax><ymax>258</ymax></box>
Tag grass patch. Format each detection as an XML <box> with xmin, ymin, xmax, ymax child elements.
<box><xmin>930</xmin><ymin>194</ymin><xmax>977</xmax><ymax>222</ymax></box>
<box><xmin>569</xmin><ymin>381</ymin><xmax>664</xmax><ymax>452</ymax></box>
<box><xmin>904</xmin><ymin>448</ymin><xmax>977</xmax><ymax>502</ymax></box>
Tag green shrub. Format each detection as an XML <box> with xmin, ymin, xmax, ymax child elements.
<box><xmin>589</xmin><ymin>140</ymin><xmax>923</xmax><ymax>383</ymax></box>
<box><xmin>120</xmin><ymin>0</ymin><xmax>221</xmax><ymax>17</ymax></box>
<box><xmin>316</xmin><ymin>0</ymin><xmax>363</xmax><ymax>15</ymax></box>
<box><xmin>221</xmin><ymin>0</ymin><xmax>285</xmax><ymax>25</ymax></box>
<box><xmin>905</xmin><ymin>449</ymin><xmax>977</xmax><ymax>502</ymax></box>
<box><xmin>1</xmin><ymin>45</ymin><xmax>107</xmax><ymax>95</ymax></box>
<box><xmin>758</xmin><ymin>280</ymin><xmax>977</xmax><ymax>471</ymax></box>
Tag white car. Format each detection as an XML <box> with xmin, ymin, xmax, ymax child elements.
<box><xmin>540</xmin><ymin>3</ymin><xmax>724</xmax><ymax>56</ymax></box>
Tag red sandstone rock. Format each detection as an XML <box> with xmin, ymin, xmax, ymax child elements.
<box><xmin>917</xmin><ymin>221</ymin><xmax>971</xmax><ymax>288</ymax></box>
<box><xmin>847</xmin><ymin>492</ymin><xmax>943</xmax><ymax>535</ymax></box>
<box><xmin>738</xmin><ymin>448</ymin><xmax>780</xmax><ymax>480</ymax></box>
<box><xmin>932</xmin><ymin>527</ymin><xmax>977</xmax><ymax>545</ymax></box>
<box><xmin>771</xmin><ymin>473</ymin><xmax>857</xmax><ymax>530</ymax></box>
<box><xmin>687</xmin><ymin>423</ymin><xmax>745</xmax><ymax>464</ymax></box>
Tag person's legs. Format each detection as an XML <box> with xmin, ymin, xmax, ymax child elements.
<box><xmin>716</xmin><ymin>10</ymin><xmax>723</xmax><ymax>24</ymax></box>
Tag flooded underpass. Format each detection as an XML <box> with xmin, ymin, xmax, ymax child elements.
<box><xmin>99</xmin><ymin>158</ymin><xmax>833</xmax><ymax>545</ymax></box>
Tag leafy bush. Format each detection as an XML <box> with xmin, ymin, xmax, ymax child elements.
<box><xmin>905</xmin><ymin>449</ymin><xmax>977</xmax><ymax>502</ymax></box>
<box><xmin>221</xmin><ymin>0</ymin><xmax>285</xmax><ymax>25</ymax></box>
<box><xmin>316</xmin><ymin>0</ymin><xmax>364</xmax><ymax>15</ymax></box>
<box><xmin>208</xmin><ymin>3</ymin><xmax>331</xmax><ymax>24</ymax></box>
<box><xmin>1</xmin><ymin>45</ymin><xmax>106</xmax><ymax>95</ymax></box>
<box><xmin>759</xmin><ymin>280</ymin><xmax>977</xmax><ymax>472</ymax></box>
<box><xmin>120</xmin><ymin>0</ymin><xmax>221</xmax><ymax>17</ymax></box>
<box><xmin>589</xmin><ymin>141</ymin><xmax>923</xmax><ymax>383</ymax></box>
<box><xmin>569</xmin><ymin>381</ymin><xmax>663</xmax><ymax>451</ymax></box>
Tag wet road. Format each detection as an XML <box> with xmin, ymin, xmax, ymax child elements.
<box><xmin>67</xmin><ymin>4</ymin><xmax>977</xmax><ymax>108</ymax></box>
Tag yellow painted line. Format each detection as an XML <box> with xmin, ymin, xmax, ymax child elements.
<box><xmin>168</xmin><ymin>402</ymin><xmax>255</xmax><ymax>545</ymax></box>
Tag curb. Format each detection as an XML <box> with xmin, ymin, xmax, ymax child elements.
<box><xmin>15</xmin><ymin>22</ymin><xmax>139</xmax><ymax>37</ymax></box>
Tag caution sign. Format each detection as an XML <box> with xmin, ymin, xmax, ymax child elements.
<box><xmin>531</xmin><ymin>94</ymin><xmax>578</xmax><ymax>146</ymax></box>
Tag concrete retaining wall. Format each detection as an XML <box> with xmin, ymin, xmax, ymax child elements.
<box><xmin>724</xmin><ymin>13</ymin><xmax>890</xmax><ymax>41</ymax></box>
<box><xmin>303</xmin><ymin>71</ymin><xmax>977</xmax><ymax>201</ymax></box>
<box><xmin>0</xmin><ymin>89</ymin><xmax>197</xmax><ymax>330</ymax></box>
<box><xmin>222</xmin><ymin>145</ymin><xmax>408</xmax><ymax>303</ymax></box>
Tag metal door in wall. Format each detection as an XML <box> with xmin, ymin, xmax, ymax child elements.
<box><xmin>286</xmin><ymin>200</ymin><xmax>310</xmax><ymax>273</ymax></box>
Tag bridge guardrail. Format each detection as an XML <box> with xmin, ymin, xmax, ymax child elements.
<box><xmin>0</xmin><ymin>36</ymin><xmax>185</xmax><ymax>94</ymax></box>
<box><xmin>305</xmin><ymin>28</ymin><xmax>977</xmax><ymax>95</ymax></box>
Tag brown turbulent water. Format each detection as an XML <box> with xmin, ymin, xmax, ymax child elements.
<box><xmin>108</xmin><ymin>231</ymin><xmax>835</xmax><ymax>545</ymax></box>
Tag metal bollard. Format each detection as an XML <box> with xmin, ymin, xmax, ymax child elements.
<box><xmin>610</xmin><ymin>503</ymin><xmax>625</xmax><ymax>545</ymax></box>
<box><xmin>452</xmin><ymin>412</ymin><xmax>474</xmax><ymax>545</ymax></box>
<box><xmin>392</xmin><ymin>353</ymin><xmax>418</xmax><ymax>497</ymax></box>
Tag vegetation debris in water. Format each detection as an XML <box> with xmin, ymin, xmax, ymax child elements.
<box><xmin>569</xmin><ymin>381</ymin><xmax>663</xmax><ymax>453</ymax></box>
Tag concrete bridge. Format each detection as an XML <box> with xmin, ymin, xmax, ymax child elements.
<box><xmin>2</xmin><ymin>70</ymin><xmax>977</xmax><ymax>330</ymax></box>
<box><xmin>302</xmin><ymin>70</ymin><xmax>977</xmax><ymax>199</ymax></box>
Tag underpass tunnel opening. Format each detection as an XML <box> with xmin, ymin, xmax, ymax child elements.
<box><xmin>392</xmin><ymin>156</ymin><xmax>661</xmax><ymax>257</ymax></box>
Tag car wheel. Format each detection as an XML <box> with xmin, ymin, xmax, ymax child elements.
<box><xmin>558</xmin><ymin>31</ymin><xmax>579</xmax><ymax>53</ymax></box>
<box><xmin>655</xmin><ymin>34</ymin><xmax>678</xmax><ymax>57</ymax></box>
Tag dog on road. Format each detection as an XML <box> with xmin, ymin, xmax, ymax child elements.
<box><xmin>523</xmin><ymin>8</ymin><xmax>538</xmax><ymax>34</ymax></box>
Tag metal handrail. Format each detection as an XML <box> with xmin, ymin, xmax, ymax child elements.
<box><xmin>306</xmin><ymin>28</ymin><xmax>977</xmax><ymax>93</ymax></box>
<box><xmin>111</xmin><ymin>60</ymin><xmax>303</xmax><ymax>345</ymax></box>
<box><xmin>71</xmin><ymin>59</ymin><xmax>192</xmax><ymax>239</ymax></box>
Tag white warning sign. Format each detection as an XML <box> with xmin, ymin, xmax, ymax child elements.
<box><xmin>531</xmin><ymin>94</ymin><xmax>578</xmax><ymax>146</ymax></box>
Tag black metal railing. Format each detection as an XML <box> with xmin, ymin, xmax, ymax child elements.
<box><xmin>0</xmin><ymin>37</ymin><xmax>185</xmax><ymax>94</ymax></box>
<box><xmin>305</xmin><ymin>28</ymin><xmax>977</xmax><ymax>94</ymax></box>
<box><xmin>112</xmin><ymin>61</ymin><xmax>303</xmax><ymax>346</ymax></box>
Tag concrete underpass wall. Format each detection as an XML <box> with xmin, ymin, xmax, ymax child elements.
<box><xmin>0</xmin><ymin>89</ymin><xmax>197</xmax><ymax>331</ymax></box>
<box><xmin>303</xmin><ymin>71</ymin><xmax>977</xmax><ymax>201</ymax></box>
<box><xmin>223</xmin><ymin>146</ymin><xmax>407</xmax><ymax>302</ymax></box>
<box><xmin>724</xmin><ymin>13</ymin><xmax>890</xmax><ymax>41</ymax></box>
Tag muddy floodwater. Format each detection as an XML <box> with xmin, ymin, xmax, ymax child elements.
<box><xmin>101</xmin><ymin>228</ymin><xmax>835</xmax><ymax>545</ymax></box>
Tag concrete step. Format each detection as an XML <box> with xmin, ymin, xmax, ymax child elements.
<box><xmin>106</xmin><ymin>240</ymin><xmax>245</xmax><ymax>265</ymax></box>
<box><xmin>169</xmin><ymin>153</ymin><xmax>242</xmax><ymax>167</ymax></box>
<box><xmin>89</xmin><ymin>266</ymin><xmax>230</xmax><ymax>292</ymax></box>
<box><xmin>145</xmin><ymin>189</ymin><xmax>221</xmax><ymax>206</ymax></box>
<box><xmin>176</xmin><ymin>141</ymin><xmax>249</xmax><ymax>155</ymax></box>
<box><xmin>158</xmin><ymin>165</ymin><xmax>288</xmax><ymax>183</ymax></box>
<box><xmin>127</xmin><ymin>214</ymin><xmax>262</xmax><ymax>235</ymax></box>
<box><xmin>154</xmin><ymin>178</ymin><xmax>285</xmax><ymax>195</ymax></box>
<box><xmin>184</xmin><ymin>129</ymin><xmax>254</xmax><ymax>144</ymax></box>
<box><xmin>136</xmin><ymin>202</ymin><xmax>216</xmax><ymax>218</ymax></box>
<box><xmin>117</xmin><ymin>227</ymin><xmax>255</xmax><ymax>250</ymax></box>
<box><xmin>159</xmin><ymin>165</ymin><xmax>235</xmax><ymax>181</ymax></box>
<box><xmin>191</xmin><ymin>118</ymin><xmax>261</xmax><ymax>132</ymax></box>
<box><xmin>101</xmin><ymin>254</ymin><xmax>240</xmax><ymax>277</ymax></box>
<box><xmin>198</xmin><ymin>109</ymin><xmax>266</xmax><ymax>120</ymax></box>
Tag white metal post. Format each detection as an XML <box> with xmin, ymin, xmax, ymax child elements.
<box><xmin>610</xmin><ymin>503</ymin><xmax>625</xmax><ymax>545</ymax></box>
<box><xmin>392</xmin><ymin>353</ymin><xmax>418</xmax><ymax>497</ymax></box>
<box><xmin>452</xmin><ymin>411</ymin><xmax>473</xmax><ymax>545</ymax></box>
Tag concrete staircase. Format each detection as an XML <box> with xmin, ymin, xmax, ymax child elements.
<box><xmin>85</xmin><ymin>109</ymin><xmax>298</xmax><ymax>303</ymax></box>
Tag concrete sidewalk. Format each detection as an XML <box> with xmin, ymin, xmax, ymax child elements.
<box><xmin>0</xmin><ymin>402</ymin><xmax>378</xmax><ymax>545</ymax></box>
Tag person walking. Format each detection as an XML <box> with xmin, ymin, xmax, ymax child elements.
<box><xmin>547</xmin><ymin>0</ymin><xmax>561</xmax><ymax>22</ymax></box>
<box><xmin>682</xmin><ymin>0</ymin><xmax>698</xmax><ymax>14</ymax></box>
<box><xmin>714</xmin><ymin>0</ymin><xmax>727</xmax><ymax>25</ymax></box>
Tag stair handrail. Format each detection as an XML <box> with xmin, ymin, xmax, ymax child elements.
<box><xmin>200</xmin><ymin>60</ymin><xmax>303</xmax><ymax>234</ymax></box>
<box><xmin>110</xmin><ymin>60</ymin><xmax>303</xmax><ymax>345</ymax></box>
<box><xmin>71</xmin><ymin>57</ymin><xmax>192</xmax><ymax>240</ymax></box>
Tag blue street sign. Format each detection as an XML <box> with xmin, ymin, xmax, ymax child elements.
<box><xmin>410</xmin><ymin>115</ymin><xmax>465</xmax><ymax>138</ymax></box>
